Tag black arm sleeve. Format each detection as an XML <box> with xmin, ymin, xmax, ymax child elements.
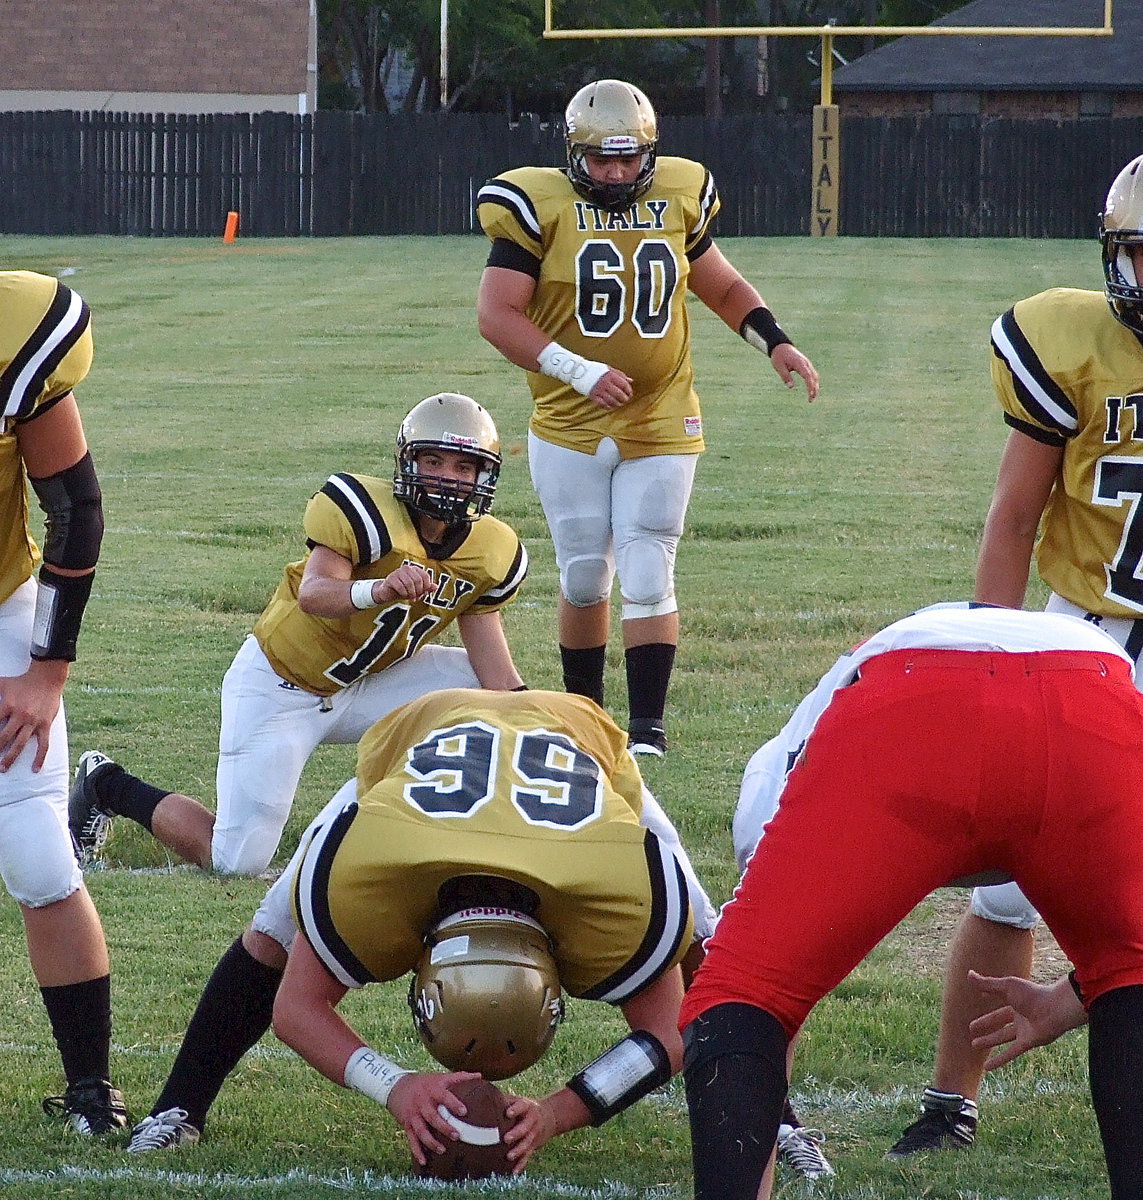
<box><xmin>29</xmin><ymin>451</ymin><xmax>104</xmax><ymax>570</ymax></box>
<box><xmin>485</xmin><ymin>238</ymin><xmax>542</xmax><ymax>279</ymax></box>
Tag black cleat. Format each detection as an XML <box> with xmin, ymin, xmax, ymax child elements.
<box><xmin>886</xmin><ymin>1089</ymin><xmax>977</xmax><ymax>1158</ymax></box>
<box><xmin>43</xmin><ymin>1077</ymin><xmax>130</xmax><ymax>1136</ymax></box>
<box><xmin>627</xmin><ymin>719</ymin><xmax>667</xmax><ymax>757</ymax></box>
<box><xmin>68</xmin><ymin>750</ymin><xmax>115</xmax><ymax>866</ymax></box>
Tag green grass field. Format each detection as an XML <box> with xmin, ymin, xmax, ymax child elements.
<box><xmin>0</xmin><ymin>232</ymin><xmax>1108</xmax><ymax>1198</ymax></box>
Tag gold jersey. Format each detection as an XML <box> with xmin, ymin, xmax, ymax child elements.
<box><xmin>477</xmin><ymin>158</ymin><xmax>720</xmax><ymax>459</ymax></box>
<box><xmin>253</xmin><ymin>478</ymin><xmax>527</xmax><ymax>695</ymax></box>
<box><xmin>0</xmin><ymin>271</ymin><xmax>94</xmax><ymax>606</ymax></box>
<box><xmin>291</xmin><ymin>688</ymin><xmax>693</xmax><ymax>1002</ymax></box>
<box><xmin>991</xmin><ymin>288</ymin><xmax>1143</xmax><ymax>616</ymax></box>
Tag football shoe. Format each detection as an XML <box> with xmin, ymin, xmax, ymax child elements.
<box><xmin>627</xmin><ymin>719</ymin><xmax>667</xmax><ymax>757</ymax></box>
<box><xmin>68</xmin><ymin>750</ymin><xmax>115</xmax><ymax>866</ymax></box>
<box><xmin>42</xmin><ymin>1077</ymin><xmax>129</xmax><ymax>1136</ymax></box>
<box><xmin>886</xmin><ymin>1089</ymin><xmax>977</xmax><ymax>1158</ymax></box>
<box><xmin>778</xmin><ymin>1124</ymin><xmax>836</xmax><ymax>1180</ymax></box>
<box><xmin>127</xmin><ymin>1108</ymin><xmax>202</xmax><ymax>1152</ymax></box>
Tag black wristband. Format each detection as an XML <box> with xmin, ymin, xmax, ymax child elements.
<box><xmin>30</xmin><ymin>565</ymin><xmax>94</xmax><ymax>662</ymax></box>
<box><xmin>740</xmin><ymin>306</ymin><xmax>793</xmax><ymax>356</ymax></box>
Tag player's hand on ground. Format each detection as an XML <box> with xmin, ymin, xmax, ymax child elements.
<box><xmin>968</xmin><ymin>970</ymin><xmax>1087</xmax><ymax>1070</ymax></box>
<box><xmin>501</xmin><ymin>1093</ymin><xmax>558</xmax><ymax>1174</ymax></box>
<box><xmin>387</xmin><ymin>1070</ymin><xmax>484</xmax><ymax>1166</ymax></box>
<box><xmin>771</xmin><ymin>343</ymin><xmax>820</xmax><ymax>401</ymax></box>
<box><xmin>588</xmin><ymin>368</ymin><xmax>635</xmax><ymax>410</ymax></box>
<box><xmin>377</xmin><ymin>562</ymin><xmax>435</xmax><ymax>604</ymax></box>
<box><xmin>0</xmin><ymin>664</ymin><xmax>64</xmax><ymax>772</ymax></box>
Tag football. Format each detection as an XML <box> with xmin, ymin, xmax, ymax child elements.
<box><xmin>415</xmin><ymin>1079</ymin><xmax>514</xmax><ymax>1181</ymax></box>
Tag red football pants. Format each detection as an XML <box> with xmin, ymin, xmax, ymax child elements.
<box><xmin>681</xmin><ymin>648</ymin><xmax>1143</xmax><ymax>1036</ymax></box>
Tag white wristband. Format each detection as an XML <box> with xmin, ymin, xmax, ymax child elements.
<box><xmin>536</xmin><ymin>341</ymin><xmax>610</xmax><ymax>398</ymax></box>
<box><xmin>344</xmin><ymin>1045</ymin><xmax>412</xmax><ymax>1107</ymax></box>
<box><xmin>350</xmin><ymin>579</ymin><xmax>378</xmax><ymax>610</ymax></box>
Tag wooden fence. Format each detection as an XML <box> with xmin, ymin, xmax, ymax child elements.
<box><xmin>0</xmin><ymin>109</ymin><xmax>1139</xmax><ymax>238</ymax></box>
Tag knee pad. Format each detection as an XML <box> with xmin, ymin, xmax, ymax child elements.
<box><xmin>211</xmin><ymin>834</ymin><xmax>276</xmax><ymax>877</ymax></box>
<box><xmin>550</xmin><ymin>513</ymin><xmax>614</xmax><ymax>607</ymax></box>
<box><xmin>562</xmin><ymin>555</ymin><xmax>614</xmax><ymax>607</ymax></box>
<box><xmin>0</xmin><ymin>796</ymin><xmax>82</xmax><ymax>907</ymax></box>
<box><xmin>617</xmin><ymin>537</ymin><xmax>676</xmax><ymax>611</ymax></box>
<box><xmin>970</xmin><ymin>881</ymin><xmax>1041</xmax><ymax>929</ymax></box>
<box><xmin>210</xmin><ymin>796</ymin><xmax>282</xmax><ymax>876</ymax></box>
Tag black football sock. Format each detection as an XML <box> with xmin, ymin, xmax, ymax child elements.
<box><xmin>683</xmin><ymin>1003</ymin><xmax>789</xmax><ymax>1200</ymax></box>
<box><xmin>625</xmin><ymin>642</ymin><xmax>676</xmax><ymax>723</ymax></box>
<box><xmin>41</xmin><ymin>975</ymin><xmax>112</xmax><ymax>1086</ymax></box>
<box><xmin>152</xmin><ymin>937</ymin><xmax>281</xmax><ymax>1132</ymax></box>
<box><xmin>1088</xmin><ymin>984</ymin><xmax>1143</xmax><ymax>1199</ymax></box>
<box><xmin>91</xmin><ymin>764</ymin><xmax>170</xmax><ymax>834</ymax></box>
<box><xmin>560</xmin><ymin>644</ymin><xmax>606</xmax><ymax>706</ymax></box>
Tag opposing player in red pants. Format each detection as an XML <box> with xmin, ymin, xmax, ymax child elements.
<box><xmin>681</xmin><ymin>603</ymin><xmax>1143</xmax><ymax>1200</ymax></box>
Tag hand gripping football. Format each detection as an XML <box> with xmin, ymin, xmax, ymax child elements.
<box><xmin>415</xmin><ymin>1079</ymin><xmax>514</xmax><ymax>1181</ymax></box>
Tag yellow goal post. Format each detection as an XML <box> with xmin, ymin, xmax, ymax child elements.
<box><xmin>542</xmin><ymin>0</ymin><xmax>1114</xmax><ymax>235</ymax></box>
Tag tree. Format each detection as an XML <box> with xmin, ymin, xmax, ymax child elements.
<box><xmin>318</xmin><ymin>1</ymin><xmax>741</xmax><ymax>115</ymax></box>
<box><xmin>318</xmin><ymin>1</ymin><xmax>401</xmax><ymax>112</ymax></box>
<box><xmin>316</xmin><ymin>0</ymin><xmax>970</xmax><ymax>115</ymax></box>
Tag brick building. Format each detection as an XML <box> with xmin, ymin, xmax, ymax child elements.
<box><xmin>1</xmin><ymin>0</ymin><xmax>316</xmax><ymax>115</ymax></box>
<box><xmin>833</xmin><ymin>0</ymin><xmax>1141</xmax><ymax>120</ymax></box>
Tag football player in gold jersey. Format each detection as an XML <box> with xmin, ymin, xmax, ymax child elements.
<box><xmin>0</xmin><ymin>271</ymin><xmax>128</xmax><ymax>1134</ymax></box>
<box><xmin>886</xmin><ymin>157</ymin><xmax>1143</xmax><ymax>1160</ymax></box>
<box><xmin>121</xmin><ymin>689</ymin><xmax>715</xmax><ymax>1168</ymax></box>
<box><xmin>71</xmin><ymin>393</ymin><xmax>528</xmax><ymax>876</ymax></box>
<box><xmin>477</xmin><ymin>79</ymin><xmax>818</xmax><ymax>756</ymax></box>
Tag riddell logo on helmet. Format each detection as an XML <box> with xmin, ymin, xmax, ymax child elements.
<box><xmin>453</xmin><ymin>906</ymin><xmax>529</xmax><ymax>921</ymax></box>
<box><xmin>441</xmin><ymin>432</ymin><xmax>480</xmax><ymax>449</ymax></box>
<box><xmin>599</xmin><ymin>135</ymin><xmax>639</xmax><ymax>154</ymax></box>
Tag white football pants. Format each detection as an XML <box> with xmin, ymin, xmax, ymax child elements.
<box><xmin>211</xmin><ymin>634</ymin><xmax>478</xmax><ymax>875</ymax></box>
<box><xmin>0</xmin><ymin>579</ymin><xmax>83</xmax><ymax>907</ymax></box>
<box><xmin>528</xmin><ymin>433</ymin><xmax>698</xmax><ymax>620</ymax></box>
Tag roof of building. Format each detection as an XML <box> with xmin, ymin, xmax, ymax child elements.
<box><xmin>833</xmin><ymin>0</ymin><xmax>1135</xmax><ymax>93</ymax></box>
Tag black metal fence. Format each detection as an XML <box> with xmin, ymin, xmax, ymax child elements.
<box><xmin>1</xmin><ymin>109</ymin><xmax>1139</xmax><ymax>238</ymax></box>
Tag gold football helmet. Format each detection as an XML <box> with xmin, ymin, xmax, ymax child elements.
<box><xmin>409</xmin><ymin>902</ymin><xmax>565</xmax><ymax>1081</ymax></box>
<box><xmin>393</xmin><ymin>392</ymin><xmax>501</xmax><ymax>524</ymax></box>
<box><xmin>1100</xmin><ymin>156</ymin><xmax>1143</xmax><ymax>335</ymax></box>
<box><xmin>564</xmin><ymin>79</ymin><xmax>658</xmax><ymax>212</ymax></box>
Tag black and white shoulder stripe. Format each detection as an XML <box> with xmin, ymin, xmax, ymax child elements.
<box><xmin>292</xmin><ymin>800</ymin><xmax>376</xmax><ymax>989</ymax></box>
<box><xmin>990</xmin><ymin>309</ymin><xmax>1078</xmax><ymax>437</ymax></box>
<box><xmin>1</xmin><ymin>281</ymin><xmax>90</xmax><ymax>422</ymax></box>
<box><xmin>686</xmin><ymin>169</ymin><xmax>720</xmax><ymax>251</ymax></box>
<box><xmin>580</xmin><ymin>830</ymin><xmax>691</xmax><ymax>1005</ymax></box>
<box><xmin>319</xmin><ymin>474</ymin><xmax>393</xmax><ymax>564</ymax></box>
<box><xmin>476</xmin><ymin>178</ymin><xmax>542</xmax><ymax>245</ymax></box>
<box><xmin>473</xmin><ymin>540</ymin><xmax>528</xmax><ymax>608</ymax></box>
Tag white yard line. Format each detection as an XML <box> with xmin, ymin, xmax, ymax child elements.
<box><xmin>0</xmin><ymin>1166</ymin><xmax>675</xmax><ymax>1198</ymax></box>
